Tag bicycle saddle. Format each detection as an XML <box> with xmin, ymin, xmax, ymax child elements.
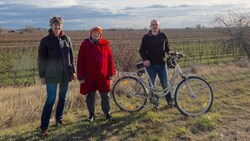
<box><xmin>136</xmin><ymin>63</ymin><xmax>144</xmax><ymax>69</ymax></box>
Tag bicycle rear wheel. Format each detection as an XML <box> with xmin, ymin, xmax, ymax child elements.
<box><xmin>174</xmin><ymin>76</ymin><xmax>213</xmax><ymax>116</ymax></box>
<box><xmin>112</xmin><ymin>76</ymin><xmax>148</xmax><ymax>112</ymax></box>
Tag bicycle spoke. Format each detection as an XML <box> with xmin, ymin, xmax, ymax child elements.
<box><xmin>175</xmin><ymin>76</ymin><xmax>213</xmax><ymax>116</ymax></box>
<box><xmin>112</xmin><ymin>76</ymin><xmax>148</xmax><ymax>112</ymax></box>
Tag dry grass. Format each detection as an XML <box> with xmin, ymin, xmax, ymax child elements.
<box><xmin>193</xmin><ymin>59</ymin><xmax>250</xmax><ymax>76</ymax></box>
<box><xmin>0</xmin><ymin>85</ymin><xmax>44</xmax><ymax>128</ymax></box>
<box><xmin>190</xmin><ymin>59</ymin><xmax>250</xmax><ymax>92</ymax></box>
<box><xmin>0</xmin><ymin>81</ymin><xmax>86</xmax><ymax>129</ymax></box>
<box><xmin>1</xmin><ymin>60</ymin><xmax>249</xmax><ymax>130</ymax></box>
<box><xmin>0</xmin><ymin>60</ymin><xmax>250</xmax><ymax>140</ymax></box>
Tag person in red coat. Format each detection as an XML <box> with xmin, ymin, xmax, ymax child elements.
<box><xmin>77</xmin><ymin>26</ymin><xmax>115</xmax><ymax>122</ymax></box>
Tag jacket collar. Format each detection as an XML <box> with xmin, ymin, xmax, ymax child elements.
<box><xmin>148</xmin><ymin>30</ymin><xmax>161</xmax><ymax>37</ymax></box>
<box><xmin>88</xmin><ymin>38</ymin><xmax>109</xmax><ymax>45</ymax></box>
<box><xmin>89</xmin><ymin>37</ymin><xmax>101</xmax><ymax>44</ymax></box>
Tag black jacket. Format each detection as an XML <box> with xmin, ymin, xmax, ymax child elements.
<box><xmin>139</xmin><ymin>31</ymin><xmax>170</xmax><ymax>65</ymax></box>
<box><xmin>38</xmin><ymin>29</ymin><xmax>75</xmax><ymax>83</ymax></box>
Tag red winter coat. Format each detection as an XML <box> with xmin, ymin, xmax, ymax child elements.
<box><xmin>77</xmin><ymin>38</ymin><xmax>116</xmax><ymax>95</ymax></box>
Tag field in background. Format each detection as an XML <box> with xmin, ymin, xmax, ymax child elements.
<box><xmin>0</xmin><ymin>28</ymin><xmax>245</xmax><ymax>86</ymax></box>
<box><xmin>0</xmin><ymin>60</ymin><xmax>249</xmax><ymax>140</ymax></box>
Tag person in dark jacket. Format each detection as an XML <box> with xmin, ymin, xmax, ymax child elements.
<box><xmin>77</xmin><ymin>26</ymin><xmax>115</xmax><ymax>122</ymax></box>
<box><xmin>38</xmin><ymin>16</ymin><xmax>76</xmax><ymax>136</ymax></box>
<box><xmin>139</xmin><ymin>19</ymin><xmax>173</xmax><ymax>108</ymax></box>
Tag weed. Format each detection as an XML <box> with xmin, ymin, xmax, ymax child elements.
<box><xmin>175</xmin><ymin>126</ymin><xmax>189</xmax><ymax>139</ymax></box>
<box><xmin>191</xmin><ymin>114</ymin><xmax>218</xmax><ymax>133</ymax></box>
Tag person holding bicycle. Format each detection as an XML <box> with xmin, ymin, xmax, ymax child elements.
<box><xmin>77</xmin><ymin>26</ymin><xmax>116</xmax><ymax>122</ymax></box>
<box><xmin>139</xmin><ymin>19</ymin><xmax>173</xmax><ymax>107</ymax></box>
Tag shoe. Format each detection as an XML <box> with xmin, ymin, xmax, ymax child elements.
<box><xmin>106</xmin><ymin>114</ymin><xmax>113</xmax><ymax>122</ymax></box>
<box><xmin>153</xmin><ymin>106</ymin><xmax>159</xmax><ymax>111</ymax></box>
<box><xmin>40</xmin><ymin>129</ymin><xmax>49</xmax><ymax>137</ymax></box>
<box><xmin>165</xmin><ymin>93</ymin><xmax>173</xmax><ymax>107</ymax></box>
<box><xmin>55</xmin><ymin>119</ymin><xmax>66</xmax><ymax>126</ymax></box>
<box><xmin>167</xmin><ymin>99</ymin><xmax>174</xmax><ymax>108</ymax></box>
<box><xmin>153</xmin><ymin>102</ymin><xmax>160</xmax><ymax>110</ymax></box>
<box><xmin>88</xmin><ymin>115</ymin><xmax>94</xmax><ymax>122</ymax></box>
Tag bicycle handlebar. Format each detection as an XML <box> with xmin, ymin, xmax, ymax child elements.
<box><xmin>136</xmin><ymin>62</ymin><xmax>144</xmax><ymax>69</ymax></box>
<box><xmin>136</xmin><ymin>52</ymin><xmax>185</xmax><ymax>70</ymax></box>
<box><xmin>170</xmin><ymin>52</ymin><xmax>185</xmax><ymax>58</ymax></box>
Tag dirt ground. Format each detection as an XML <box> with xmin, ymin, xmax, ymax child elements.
<box><xmin>217</xmin><ymin>107</ymin><xmax>250</xmax><ymax>141</ymax></box>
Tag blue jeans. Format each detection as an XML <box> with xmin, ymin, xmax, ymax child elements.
<box><xmin>40</xmin><ymin>82</ymin><xmax>69</xmax><ymax>130</ymax></box>
<box><xmin>146</xmin><ymin>64</ymin><xmax>172</xmax><ymax>102</ymax></box>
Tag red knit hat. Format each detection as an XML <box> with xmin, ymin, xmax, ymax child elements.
<box><xmin>90</xmin><ymin>26</ymin><xmax>102</xmax><ymax>37</ymax></box>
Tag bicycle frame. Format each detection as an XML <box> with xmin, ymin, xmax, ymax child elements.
<box><xmin>140</xmin><ymin>57</ymin><xmax>189</xmax><ymax>98</ymax></box>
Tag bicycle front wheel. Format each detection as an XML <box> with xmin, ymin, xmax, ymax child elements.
<box><xmin>112</xmin><ymin>76</ymin><xmax>148</xmax><ymax>112</ymax></box>
<box><xmin>174</xmin><ymin>76</ymin><xmax>213</xmax><ymax>116</ymax></box>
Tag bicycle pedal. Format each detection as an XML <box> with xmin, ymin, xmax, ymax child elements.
<box><xmin>167</xmin><ymin>101</ymin><xmax>174</xmax><ymax>108</ymax></box>
<box><xmin>153</xmin><ymin>106</ymin><xmax>159</xmax><ymax>110</ymax></box>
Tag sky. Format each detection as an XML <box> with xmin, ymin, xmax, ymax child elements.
<box><xmin>0</xmin><ymin>0</ymin><xmax>249</xmax><ymax>30</ymax></box>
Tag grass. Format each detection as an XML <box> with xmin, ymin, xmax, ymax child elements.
<box><xmin>0</xmin><ymin>60</ymin><xmax>249</xmax><ymax>140</ymax></box>
<box><xmin>191</xmin><ymin>114</ymin><xmax>218</xmax><ymax>133</ymax></box>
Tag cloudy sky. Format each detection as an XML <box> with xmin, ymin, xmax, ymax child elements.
<box><xmin>0</xmin><ymin>0</ymin><xmax>249</xmax><ymax>30</ymax></box>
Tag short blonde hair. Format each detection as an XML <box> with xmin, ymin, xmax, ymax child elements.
<box><xmin>50</xmin><ymin>16</ymin><xmax>63</xmax><ymax>26</ymax></box>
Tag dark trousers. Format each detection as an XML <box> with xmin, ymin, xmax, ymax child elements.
<box><xmin>86</xmin><ymin>91</ymin><xmax>110</xmax><ymax>115</ymax></box>
<box><xmin>40</xmin><ymin>82</ymin><xmax>69</xmax><ymax>130</ymax></box>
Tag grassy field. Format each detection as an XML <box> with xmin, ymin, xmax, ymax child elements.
<box><xmin>0</xmin><ymin>28</ymin><xmax>244</xmax><ymax>86</ymax></box>
<box><xmin>0</xmin><ymin>60</ymin><xmax>249</xmax><ymax>141</ymax></box>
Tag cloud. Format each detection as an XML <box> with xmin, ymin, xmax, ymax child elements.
<box><xmin>0</xmin><ymin>1</ymin><xmax>249</xmax><ymax>29</ymax></box>
<box><xmin>178</xmin><ymin>4</ymin><xmax>191</xmax><ymax>8</ymax></box>
<box><xmin>0</xmin><ymin>0</ymin><xmax>77</xmax><ymax>8</ymax></box>
<box><xmin>146</xmin><ymin>4</ymin><xmax>168</xmax><ymax>9</ymax></box>
<box><xmin>0</xmin><ymin>3</ymin><xmax>128</xmax><ymax>29</ymax></box>
<box><xmin>119</xmin><ymin>3</ymin><xmax>249</xmax><ymax>28</ymax></box>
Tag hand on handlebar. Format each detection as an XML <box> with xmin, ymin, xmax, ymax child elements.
<box><xmin>168</xmin><ymin>51</ymin><xmax>176</xmax><ymax>56</ymax></box>
<box><xmin>143</xmin><ymin>60</ymin><xmax>150</xmax><ymax>67</ymax></box>
<box><xmin>168</xmin><ymin>51</ymin><xmax>185</xmax><ymax>58</ymax></box>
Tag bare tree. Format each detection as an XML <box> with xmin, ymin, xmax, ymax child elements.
<box><xmin>24</xmin><ymin>25</ymin><xmax>34</xmax><ymax>33</ymax></box>
<box><xmin>0</xmin><ymin>27</ymin><xmax>4</xmax><ymax>34</ymax></box>
<box><xmin>213</xmin><ymin>10</ymin><xmax>250</xmax><ymax>59</ymax></box>
<box><xmin>196</xmin><ymin>24</ymin><xmax>202</xmax><ymax>30</ymax></box>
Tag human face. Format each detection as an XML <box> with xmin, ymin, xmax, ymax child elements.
<box><xmin>150</xmin><ymin>20</ymin><xmax>160</xmax><ymax>33</ymax></box>
<box><xmin>91</xmin><ymin>31</ymin><xmax>101</xmax><ymax>41</ymax></box>
<box><xmin>52</xmin><ymin>23</ymin><xmax>62</xmax><ymax>37</ymax></box>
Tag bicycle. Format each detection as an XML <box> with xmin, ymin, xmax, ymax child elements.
<box><xmin>111</xmin><ymin>52</ymin><xmax>213</xmax><ymax>116</ymax></box>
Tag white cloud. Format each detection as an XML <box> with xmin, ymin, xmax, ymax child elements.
<box><xmin>0</xmin><ymin>0</ymin><xmax>77</xmax><ymax>7</ymax></box>
<box><xmin>0</xmin><ymin>0</ymin><xmax>249</xmax><ymax>29</ymax></box>
<box><xmin>1</xmin><ymin>0</ymin><xmax>250</xmax><ymax>8</ymax></box>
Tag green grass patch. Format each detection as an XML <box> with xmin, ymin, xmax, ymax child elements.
<box><xmin>191</xmin><ymin>114</ymin><xmax>219</xmax><ymax>133</ymax></box>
